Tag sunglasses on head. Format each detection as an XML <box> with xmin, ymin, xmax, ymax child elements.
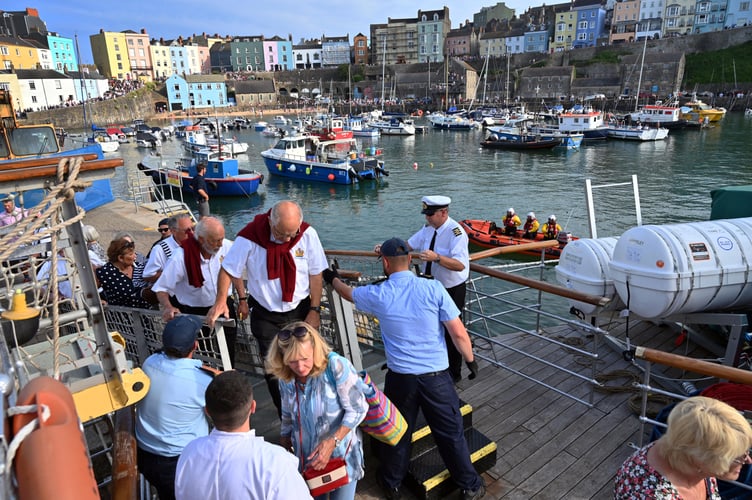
<box><xmin>277</xmin><ymin>326</ymin><xmax>308</xmax><ymax>341</ymax></box>
<box><xmin>123</xmin><ymin>240</ymin><xmax>135</xmax><ymax>249</ymax></box>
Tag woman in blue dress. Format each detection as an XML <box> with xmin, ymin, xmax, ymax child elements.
<box><xmin>266</xmin><ymin>321</ymin><xmax>368</xmax><ymax>500</ymax></box>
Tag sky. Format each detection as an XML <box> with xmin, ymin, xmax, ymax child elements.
<box><xmin>3</xmin><ymin>1</ymin><xmax>531</xmax><ymax>65</ymax></box>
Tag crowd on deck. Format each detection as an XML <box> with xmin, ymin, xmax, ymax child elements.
<box><xmin>7</xmin><ymin>191</ymin><xmax>751</xmax><ymax>500</ymax></box>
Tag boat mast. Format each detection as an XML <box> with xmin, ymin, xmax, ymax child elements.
<box><xmin>380</xmin><ymin>36</ymin><xmax>386</xmax><ymax>112</ymax></box>
<box><xmin>635</xmin><ymin>36</ymin><xmax>647</xmax><ymax>113</ymax></box>
<box><xmin>482</xmin><ymin>43</ymin><xmax>490</xmax><ymax>105</ymax></box>
<box><xmin>505</xmin><ymin>52</ymin><xmax>510</xmax><ymax>107</ymax></box>
<box><xmin>444</xmin><ymin>58</ymin><xmax>449</xmax><ymax>112</ymax></box>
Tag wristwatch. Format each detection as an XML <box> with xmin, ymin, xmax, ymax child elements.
<box><xmin>434</xmin><ymin>255</ymin><xmax>441</xmax><ymax>263</ymax></box>
<box><xmin>238</xmin><ymin>296</ymin><xmax>248</xmax><ymax>302</ymax></box>
<box><xmin>310</xmin><ymin>305</ymin><xmax>323</xmax><ymax>314</ymax></box>
<box><xmin>332</xmin><ymin>435</ymin><xmax>341</xmax><ymax>447</ymax></box>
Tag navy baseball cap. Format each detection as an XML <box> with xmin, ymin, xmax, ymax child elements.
<box><xmin>380</xmin><ymin>237</ymin><xmax>410</xmax><ymax>257</ymax></box>
<box><xmin>162</xmin><ymin>315</ymin><xmax>202</xmax><ymax>352</ymax></box>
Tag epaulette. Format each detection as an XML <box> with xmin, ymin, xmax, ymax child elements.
<box><xmin>452</xmin><ymin>227</ymin><xmax>463</xmax><ymax>237</ymax></box>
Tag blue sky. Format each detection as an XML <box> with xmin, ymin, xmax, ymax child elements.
<box><xmin>3</xmin><ymin>1</ymin><xmax>530</xmax><ymax>64</ymax></box>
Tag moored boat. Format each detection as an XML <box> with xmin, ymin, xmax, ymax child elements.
<box><xmin>428</xmin><ymin>111</ymin><xmax>476</xmax><ymax>130</ymax></box>
<box><xmin>606</xmin><ymin>123</ymin><xmax>669</xmax><ymax>141</ymax></box>
<box><xmin>260</xmin><ymin>135</ymin><xmax>388</xmax><ymax>185</ymax></box>
<box><xmin>370</xmin><ymin>117</ymin><xmax>416</xmax><ymax>136</ymax></box>
<box><xmin>460</xmin><ymin>219</ymin><xmax>576</xmax><ymax>259</ymax></box>
<box><xmin>628</xmin><ymin>103</ymin><xmax>687</xmax><ymax>130</ymax></box>
<box><xmin>480</xmin><ymin>134</ymin><xmax>561</xmax><ymax>151</ymax></box>
<box><xmin>679</xmin><ymin>97</ymin><xmax>727</xmax><ymax>125</ymax></box>
<box><xmin>557</xmin><ymin>108</ymin><xmax>610</xmax><ymax>140</ymax></box>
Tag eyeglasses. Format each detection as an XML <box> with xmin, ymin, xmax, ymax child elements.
<box><xmin>158</xmin><ymin>227</ymin><xmax>170</xmax><ymax>233</ymax></box>
<box><xmin>277</xmin><ymin>326</ymin><xmax>309</xmax><ymax>341</ymax></box>
<box><xmin>271</xmin><ymin>225</ymin><xmax>300</xmax><ymax>241</ymax></box>
<box><xmin>733</xmin><ymin>450</ymin><xmax>751</xmax><ymax>466</ymax></box>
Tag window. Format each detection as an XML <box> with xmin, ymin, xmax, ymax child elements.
<box><xmin>0</xmin><ymin>47</ymin><xmax>7</xmax><ymax>55</ymax></box>
<box><xmin>30</xmin><ymin>82</ymin><xmax>36</xmax><ymax>90</ymax></box>
<box><xmin>55</xmin><ymin>80</ymin><xmax>61</xmax><ymax>89</ymax></box>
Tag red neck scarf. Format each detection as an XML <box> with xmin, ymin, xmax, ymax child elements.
<box><xmin>182</xmin><ymin>236</ymin><xmax>205</xmax><ymax>288</ymax></box>
<box><xmin>237</xmin><ymin>210</ymin><xmax>309</xmax><ymax>303</ymax></box>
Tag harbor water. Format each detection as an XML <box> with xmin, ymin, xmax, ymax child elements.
<box><xmin>106</xmin><ymin>113</ymin><xmax>752</xmax><ymax>255</ymax></box>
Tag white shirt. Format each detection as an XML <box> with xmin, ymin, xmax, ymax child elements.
<box><xmin>152</xmin><ymin>239</ymin><xmax>233</xmax><ymax>307</ymax></box>
<box><xmin>221</xmin><ymin>227</ymin><xmax>328</xmax><ymax>312</ymax></box>
<box><xmin>142</xmin><ymin>235</ymin><xmax>181</xmax><ymax>279</ymax></box>
<box><xmin>36</xmin><ymin>259</ymin><xmax>72</xmax><ymax>299</ymax></box>
<box><xmin>408</xmin><ymin>216</ymin><xmax>470</xmax><ymax>288</ymax></box>
<box><xmin>175</xmin><ymin>429</ymin><xmax>313</xmax><ymax>500</ymax></box>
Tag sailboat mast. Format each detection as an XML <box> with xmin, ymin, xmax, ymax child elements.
<box><xmin>482</xmin><ymin>43</ymin><xmax>490</xmax><ymax>104</ymax></box>
<box><xmin>505</xmin><ymin>53</ymin><xmax>510</xmax><ymax>106</ymax></box>
<box><xmin>444</xmin><ymin>58</ymin><xmax>449</xmax><ymax>111</ymax></box>
<box><xmin>635</xmin><ymin>37</ymin><xmax>647</xmax><ymax>113</ymax></box>
<box><xmin>381</xmin><ymin>37</ymin><xmax>386</xmax><ymax>111</ymax></box>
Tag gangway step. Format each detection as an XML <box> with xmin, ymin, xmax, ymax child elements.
<box><xmin>404</xmin><ymin>427</ymin><xmax>497</xmax><ymax>500</ymax></box>
<box><xmin>410</xmin><ymin>401</ymin><xmax>473</xmax><ymax>449</ymax></box>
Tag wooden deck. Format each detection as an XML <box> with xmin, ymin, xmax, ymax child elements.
<box><xmin>247</xmin><ymin>316</ymin><xmax>723</xmax><ymax>500</ymax></box>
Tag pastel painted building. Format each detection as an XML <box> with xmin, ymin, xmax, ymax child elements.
<box><xmin>169</xmin><ymin>42</ymin><xmax>190</xmax><ymax>76</ymax></box>
<box><xmin>552</xmin><ymin>10</ymin><xmax>578</xmax><ymax>51</ymax></box>
<box><xmin>24</xmin><ymin>33</ymin><xmax>78</xmax><ymax>72</ymax></box>
<box><xmin>123</xmin><ymin>29</ymin><xmax>152</xmax><ymax>81</ymax></box>
<box><xmin>524</xmin><ymin>26</ymin><xmax>550</xmax><ymax>53</ymax></box>
<box><xmin>265</xmin><ymin>36</ymin><xmax>294</xmax><ymax>71</ymax></box>
<box><xmin>693</xmin><ymin>0</ymin><xmax>728</xmax><ymax>33</ymax></box>
<box><xmin>0</xmin><ymin>36</ymin><xmax>42</xmax><ymax>70</ymax></box>
<box><xmin>150</xmin><ymin>42</ymin><xmax>172</xmax><ymax>80</ymax></box>
<box><xmin>165</xmin><ymin>73</ymin><xmax>227</xmax><ymax>111</ymax></box>
<box><xmin>637</xmin><ymin>0</ymin><xmax>665</xmax><ymax>38</ymax></box>
<box><xmin>479</xmin><ymin>31</ymin><xmax>507</xmax><ymax>58</ymax></box>
<box><xmin>505</xmin><ymin>31</ymin><xmax>527</xmax><ymax>54</ymax></box>
<box><xmin>572</xmin><ymin>0</ymin><xmax>607</xmax><ymax>48</ymax></box>
<box><xmin>90</xmin><ymin>30</ymin><xmax>131</xmax><ymax>79</ymax></box>
<box><xmin>610</xmin><ymin>0</ymin><xmax>640</xmax><ymax>43</ymax></box>
<box><xmin>15</xmin><ymin>69</ymin><xmax>76</xmax><ymax>111</ymax></box>
<box><xmin>70</xmin><ymin>69</ymin><xmax>109</xmax><ymax>101</ymax></box>
<box><xmin>663</xmin><ymin>0</ymin><xmax>696</xmax><ymax>37</ymax></box>
<box><xmin>293</xmin><ymin>39</ymin><xmax>322</xmax><ymax>69</ymax></box>
<box><xmin>445</xmin><ymin>22</ymin><xmax>478</xmax><ymax>59</ymax></box>
<box><xmin>417</xmin><ymin>7</ymin><xmax>451</xmax><ymax>63</ymax></box>
<box><xmin>725</xmin><ymin>0</ymin><xmax>752</xmax><ymax>28</ymax></box>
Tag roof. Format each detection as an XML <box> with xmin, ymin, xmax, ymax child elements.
<box><xmin>184</xmin><ymin>74</ymin><xmax>226</xmax><ymax>84</ymax></box>
<box><xmin>234</xmin><ymin>79</ymin><xmax>276</xmax><ymax>94</ymax></box>
<box><xmin>14</xmin><ymin>69</ymin><xmax>70</xmax><ymax>79</ymax></box>
<box><xmin>521</xmin><ymin>66</ymin><xmax>575</xmax><ymax>77</ymax></box>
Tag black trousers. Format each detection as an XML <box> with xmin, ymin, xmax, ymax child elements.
<box><xmin>444</xmin><ymin>283</ymin><xmax>467</xmax><ymax>381</ymax></box>
<box><xmin>137</xmin><ymin>447</ymin><xmax>179</xmax><ymax>500</ymax></box>
<box><xmin>175</xmin><ymin>296</ymin><xmax>237</xmax><ymax>365</ymax></box>
<box><xmin>249</xmin><ymin>296</ymin><xmax>311</xmax><ymax>417</ymax></box>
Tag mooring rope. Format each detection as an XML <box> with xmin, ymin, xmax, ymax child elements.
<box><xmin>4</xmin><ymin>403</ymin><xmax>50</xmax><ymax>473</ymax></box>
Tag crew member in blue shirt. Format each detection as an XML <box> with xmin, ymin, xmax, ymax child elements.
<box><xmin>324</xmin><ymin>238</ymin><xmax>485</xmax><ymax>500</ymax></box>
<box><xmin>135</xmin><ymin>315</ymin><xmax>213</xmax><ymax>500</ymax></box>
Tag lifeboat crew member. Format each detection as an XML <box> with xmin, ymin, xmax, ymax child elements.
<box><xmin>502</xmin><ymin>208</ymin><xmax>521</xmax><ymax>236</ymax></box>
<box><xmin>541</xmin><ymin>215</ymin><xmax>562</xmax><ymax>240</ymax></box>
<box><xmin>522</xmin><ymin>212</ymin><xmax>539</xmax><ymax>239</ymax></box>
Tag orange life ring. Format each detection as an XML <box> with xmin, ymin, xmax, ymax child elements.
<box><xmin>12</xmin><ymin>376</ymin><xmax>99</xmax><ymax>499</ymax></box>
<box><xmin>417</xmin><ymin>109</ymin><xmax>424</xmax><ymax>116</ymax></box>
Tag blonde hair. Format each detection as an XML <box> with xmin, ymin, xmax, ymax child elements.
<box><xmin>264</xmin><ymin>321</ymin><xmax>332</xmax><ymax>383</ymax></box>
<box><xmin>661</xmin><ymin>396</ymin><xmax>752</xmax><ymax>475</ymax></box>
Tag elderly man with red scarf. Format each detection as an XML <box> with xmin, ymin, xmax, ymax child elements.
<box><xmin>207</xmin><ymin>200</ymin><xmax>328</xmax><ymax>417</ymax></box>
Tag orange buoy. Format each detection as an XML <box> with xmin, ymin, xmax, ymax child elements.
<box><xmin>12</xmin><ymin>376</ymin><xmax>99</xmax><ymax>499</ymax></box>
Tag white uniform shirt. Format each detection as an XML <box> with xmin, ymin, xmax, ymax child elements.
<box><xmin>175</xmin><ymin>429</ymin><xmax>313</xmax><ymax>500</ymax></box>
<box><xmin>142</xmin><ymin>235</ymin><xmax>180</xmax><ymax>279</ymax></box>
<box><xmin>152</xmin><ymin>239</ymin><xmax>233</xmax><ymax>308</ymax></box>
<box><xmin>221</xmin><ymin>227</ymin><xmax>328</xmax><ymax>312</ymax></box>
<box><xmin>408</xmin><ymin>216</ymin><xmax>469</xmax><ymax>288</ymax></box>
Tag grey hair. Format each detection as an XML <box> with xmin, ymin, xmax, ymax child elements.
<box><xmin>168</xmin><ymin>213</ymin><xmax>193</xmax><ymax>231</ymax></box>
<box><xmin>194</xmin><ymin>216</ymin><xmax>222</xmax><ymax>240</ymax></box>
<box><xmin>113</xmin><ymin>231</ymin><xmax>134</xmax><ymax>242</ymax></box>
<box><xmin>82</xmin><ymin>224</ymin><xmax>100</xmax><ymax>243</ymax></box>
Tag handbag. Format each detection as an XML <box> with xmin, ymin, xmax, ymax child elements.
<box><xmin>325</xmin><ymin>352</ymin><xmax>407</xmax><ymax>446</ymax></box>
<box><xmin>358</xmin><ymin>371</ymin><xmax>407</xmax><ymax>446</ymax></box>
<box><xmin>302</xmin><ymin>456</ymin><xmax>349</xmax><ymax>497</ymax></box>
<box><xmin>296</xmin><ymin>380</ymin><xmax>350</xmax><ymax>496</ymax></box>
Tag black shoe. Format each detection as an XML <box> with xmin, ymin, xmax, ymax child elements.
<box><xmin>377</xmin><ymin>475</ymin><xmax>402</xmax><ymax>500</ymax></box>
<box><xmin>452</xmin><ymin>373</ymin><xmax>463</xmax><ymax>384</ymax></box>
<box><xmin>462</xmin><ymin>481</ymin><xmax>486</xmax><ymax>500</ymax></box>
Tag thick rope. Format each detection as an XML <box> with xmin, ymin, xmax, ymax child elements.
<box><xmin>5</xmin><ymin>403</ymin><xmax>50</xmax><ymax>473</ymax></box>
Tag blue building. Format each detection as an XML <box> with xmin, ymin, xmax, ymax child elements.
<box><xmin>694</xmin><ymin>0</ymin><xmax>730</xmax><ymax>33</ymax></box>
<box><xmin>165</xmin><ymin>73</ymin><xmax>228</xmax><ymax>111</ymax></box>
<box><xmin>524</xmin><ymin>26</ymin><xmax>550</xmax><ymax>54</ymax></box>
<box><xmin>572</xmin><ymin>0</ymin><xmax>607</xmax><ymax>48</ymax></box>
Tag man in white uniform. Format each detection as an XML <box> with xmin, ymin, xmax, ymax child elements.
<box><xmin>175</xmin><ymin>371</ymin><xmax>312</xmax><ymax>500</ymax></box>
<box><xmin>153</xmin><ymin>217</ymin><xmax>242</xmax><ymax>363</ymax></box>
<box><xmin>142</xmin><ymin>213</ymin><xmax>194</xmax><ymax>283</ymax></box>
<box><xmin>207</xmin><ymin>200</ymin><xmax>328</xmax><ymax>416</ymax></box>
<box><xmin>407</xmin><ymin>195</ymin><xmax>470</xmax><ymax>383</ymax></box>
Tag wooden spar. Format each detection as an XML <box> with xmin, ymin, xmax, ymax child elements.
<box><xmin>634</xmin><ymin>346</ymin><xmax>752</xmax><ymax>385</ymax></box>
<box><xmin>112</xmin><ymin>406</ymin><xmax>139</xmax><ymax>500</ymax></box>
<box><xmin>0</xmin><ymin>158</ymin><xmax>123</xmax><ymax>183</ymax></box>
<box><xmin>470</xmin><ymin>261</ymin><xmax>610</xmax><ymax>307</ymax></box>
<box><xmin>0</xmin><ymin>153</ymin><xmax>100</xmax><ymax>170</ymax></box>
<box><xmin>469</xmin><ymin>240</ymin><xmax>559</xmax><ymax>261</ymax></box>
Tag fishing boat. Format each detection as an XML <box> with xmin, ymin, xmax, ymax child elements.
<box><xmin>480</xmin><ymin>133</ymin><xmax>562</xmax><ymax>151</ymax></box>
<box><xmin>306</xmin><ymin>116</ymin><xmax>354</xmax><ymax>141</ymax></box>
<box><xmin>0</xmin><ymin>90</ymin><xmax>115</xmax><ymax>211</ymax></box>
<box><xmin>628</xmin><ymin>102</ymin><xmax>687</xmax><ymax>129</ymax></box>
<box><xmin>606</xmin><ymin>122</ymin><xmax>669</xmax><ymax>141</ymax></box>
<box><xmin>557</xmin><ymin>108</ymin><xmax>610</xmax><ymax>140</ymax></box>
<box><xmin>369</xmin><ymin>117</ymin><xmax>416</xmax><ymax>136</ymax></box>
<box><xmin>679</xmin><ymin>96</ymin><xmax>727</xmax><ymax>125</ymax></box>
<box><xmin>490</xmin><ymin>118</ymin><xmax>583</xmax><ymax>150</ymax></box>
<box><xmin>459</xmin><ymin>219</ymin><xmax>576</xmax><ymax>259</ymax></box>
<box><xmin>260</xmin><ymin>134</ymin><xmax>388</xmax><ymax>185</ymax></box>
<box><xmin>138</xmin><ymin>148</ymin><xmax>263</xmax><ymax>197</ymax></box>
<box><xmin>346</xmin><ymin>116</ymin><xmax>380</xmax><ymax>138</ymax></box>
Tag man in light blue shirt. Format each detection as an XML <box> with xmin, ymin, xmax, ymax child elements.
<box><xmin>326</xmin><ymin>238</ymin><xmax>485</xmax><ymax>500</ymax></box>
<box><xmin>136</xmin><ymin>315</ymin><xmax>213</xmax><ymax>500</ymax></box>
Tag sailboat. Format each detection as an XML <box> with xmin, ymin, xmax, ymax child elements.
<box><xmin>369</xmin><ymin>37</ymin><xmax>416</xmax><ymax>136</ymax></box>
<box><xmin>428</xmin><ymin>58</ymin><xmax>476</xmax><ymax>130</ymax></box>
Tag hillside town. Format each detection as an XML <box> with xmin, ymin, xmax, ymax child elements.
<box><xmin>0</xmin><ymin>3</ymin><xmax>749</xmax><ymax>114</ymax></box>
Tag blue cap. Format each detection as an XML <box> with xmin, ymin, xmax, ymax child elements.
<box><xmin>162</xmin><ymin>315</ymin><xmax>202</xmax><ymax>352</ymax></box>
<box><xmin>380</xmin><ymin>237</ymin><xmax>410</xmax><ymax>257</ymax></box>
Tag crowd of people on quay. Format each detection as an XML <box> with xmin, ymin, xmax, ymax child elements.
<box><xmin>9</xmin><ymin>189</ymin><xmax>751</xmax><ymax>499</ymax></box>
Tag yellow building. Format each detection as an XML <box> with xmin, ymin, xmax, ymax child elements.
<box><xmin>89</xmin><ymin>30</ymin><xmax>131</xmax><ymax>79</ymax></box>
<box><xmin>0</xmin><ymin>36</ymin><xmax>42</xmax><ymax>70</ymax></box>
<box><xmin>552</xmin><ymin>11</ymin><xmax>577</xmax><ymax>52</ymax></box>
<box><xmin>0</xmin><ymin>74</ymin><xmax>23</xmax><ymax>109</ymax></box>
<box><xmin>150</xmin><ymin>42</ymin><xmax>173</xmax><ymax>80</ymax></box>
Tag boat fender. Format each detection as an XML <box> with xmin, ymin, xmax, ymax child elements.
<box><xmin>348</xmin><ymin>167</ymin><xmax>363</xmax><ymax>183</ymax></box>
<box><xmin>11</xmin><ymin>376</ymin><xmax>99</xmax><ymax>499</ymax></box>
<box><xmin>207</xmin><ymin>180</ymin><xmax>218</xmax><ymax>190</ymax></box>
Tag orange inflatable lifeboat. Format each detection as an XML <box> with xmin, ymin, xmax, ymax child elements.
<box><xmin>11</xmin><ymin>376</ymin><xmax>99</xmax><ymax>500</ymax></box>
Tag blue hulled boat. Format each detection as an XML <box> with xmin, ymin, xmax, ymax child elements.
<box><xmin>260</xmin><ymin>135</ymin><xmax>388</xmax><ymax>185</ymax></box>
